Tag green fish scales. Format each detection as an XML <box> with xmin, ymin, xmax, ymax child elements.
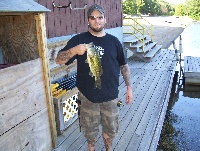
<box><xmin>86</xmin><ymin>42</ymin><xmax>103</xmax><ymax>89</ymax></box>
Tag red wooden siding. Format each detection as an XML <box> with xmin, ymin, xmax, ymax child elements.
<box><xmin>37</xmin><ymin>0</ymin><xmax>122</xmax><ymax>38</ymax></box>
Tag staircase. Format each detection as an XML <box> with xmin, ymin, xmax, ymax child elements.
<box><xmin>124</xmin><ymin>34</ymin><xmax>162</xmax><ymax>62</ymax></box>
<box><xmin>123</xmin><ymin>16</ymin><xmax>162</xmax><ymax>62</ymax></box>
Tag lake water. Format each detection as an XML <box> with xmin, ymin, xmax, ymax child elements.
<box><xmin>158</xmin><ymin>21</ymin><xmax>200</xmax><ymax>151</ymax></box>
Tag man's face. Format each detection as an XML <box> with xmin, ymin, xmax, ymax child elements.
<box><xmin>88</xmin><ymin>10</ymin><xmax>106</xmax><ymax>32</ymax></box>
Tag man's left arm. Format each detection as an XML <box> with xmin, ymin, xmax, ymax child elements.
<box><xmin>120</xmin><ymin>64</ymin><xmax>133</xmax><ymax>105</ymax></box>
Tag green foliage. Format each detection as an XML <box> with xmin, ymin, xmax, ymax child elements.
<box><xmin>123</xmin><ymin>0</ymin><xmax>200</xmax><ymax>19</ymax></box>
<box><xmin>186</xmin><ymin>0</ymin><xmax>200</xmax><ymax>20</ymax></box>
<box><xmin>123</xmin><ymin>0</ymin><xmax>145</xmax><ymax>15</ymax></box>
<box><xmin>174</xmin><ymin>4</ymin><xmax>187</xmax><ymax>16</ymax></box>
<box><xmin>123</xmin><ymin>0</ymin><xmax>175</xmax><ymax>16</ymax></box>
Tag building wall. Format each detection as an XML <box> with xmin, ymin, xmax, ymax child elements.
<box><xmin>36</xmin><ymin>0</ymin><xmax>123</xmax><ymax>38</ymax></box>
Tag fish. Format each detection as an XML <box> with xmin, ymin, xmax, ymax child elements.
<box><xmin>86</xmin><ymin>42</ymin><xmax>103</xmax><ymax>89</ymax></box>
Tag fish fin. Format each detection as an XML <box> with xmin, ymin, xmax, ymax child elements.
<box><xmin>89</xmin><ymin>71</ymin><xmax>94</xmax><ymax>77</ymax></box>
<box><xmin>88</xmin><ymin>42</ymin><xmax>94</xmax><ymax>47</ymax></box>
<box><xmin>94</xmin><ymin>79</ymin><xmax>101</xmax><ymax>89</ymax></box>
<box><xmin>100</xmin><ymin>68</ymin><xmax>103</xmax><ymax>76</ymax></box>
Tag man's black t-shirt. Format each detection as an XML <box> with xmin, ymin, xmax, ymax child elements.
<box><xmin>60</xmin><ymin>31</ymin><xmax>127</xmax><ymax>103</ymax></box>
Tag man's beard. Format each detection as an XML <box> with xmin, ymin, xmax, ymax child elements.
<box><xmin>89</xmin><ymin>24</ymin><xmax>104</xmax><ymax>32</ymax></box>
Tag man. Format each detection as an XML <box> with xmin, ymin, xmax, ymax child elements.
<box><xmin>56</xmin><ymin>4</ymin><xmax>133</xmax><ymax>151</ymax></box>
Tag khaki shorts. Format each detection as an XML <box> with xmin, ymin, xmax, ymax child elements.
<box><xmin>78</xmin><ymin>92</ymin><xmax>119</xmax><ymax>141</ymax></box>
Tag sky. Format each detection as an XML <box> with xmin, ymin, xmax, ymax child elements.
<box><xmin>164</xmin><ymin>0</ymin><xmax>186</xmax><ymax>4</ymax></box>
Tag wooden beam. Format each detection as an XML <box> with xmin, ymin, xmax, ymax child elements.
<box><xmin>35</xmin><ymin>13</ymin><xmax>57</xmax><ymax>148</ymax></box>
<box><xmin>0</xmin><ymin>12</ymin><xmax>38</xmax><ymax>16</ymax></box>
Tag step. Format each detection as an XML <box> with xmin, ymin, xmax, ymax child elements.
<box><xmin>137</xmin><ymin>42</ymin><xmax>157</xmax><ymax>53</ymax></box>
<box><xmin>144</xmin><ymin>45</ymin><xmax>162</xmax><ymax>58</ymax></box>
<box><xmin>123</xmin><ymin>34</ymin><xmax>148</xmax><ymax>44</ymax></box>
<box><xmin>129</xmin><ymin>39</ymin><xmax>152</xmax><ymax>51</ymax></box>
<box><xmin>124</xmin><ymin>35</ymin><xmax>139</xmax><ymax>43</ymax></box>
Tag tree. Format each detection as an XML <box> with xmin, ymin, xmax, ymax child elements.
<box><xmin>136</xmin><ymin>0</ymin><xmax>145</xmax><ymax>14</ymax></box>
<box><xmin>123</xmin><ymin>0</ymin><xmax>144</xmax><ymax>15</ymax></box>
<box><xmin>174</xmin><ymin>4</ymin><xmax>187</xmax><ymax>16</ymax></box>
<box><xmin>153</xmin><ymin>2</ymin><xmax>163</xmax><ymax>15</ymax></box>
<box><xmin>122</xmin><ymin>0</ymin><xmax>175</xmax><ymax>16</ymax></box>
<box><xmin>139</xmin><ymin>0</ymin><xmax>154</xmax><ymax>15</ymax></box>
<box><xmin>158</xmin><ymin>0</ymin><xmax>174</xmax><ymax>15</ymax></box>
<box><xmin>186</xmin><ymin>0</ymin><xmax>200</xmax><ymax>20</ymax></box>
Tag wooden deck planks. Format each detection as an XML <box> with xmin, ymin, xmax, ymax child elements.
<box><xmin>114</xmin><ymin>70</ymin><xmax>162</xmax><ymax>150</ymax></box>
<box><xmin>113</xmin><ymin>69</ymin><xmax>158</xmax><ymax>150</ymax></box>
<box><xmin>136</xmin><ymin>71</ymin><xmax>173</xmax><ymax>151</ymax></box>
<box><xmin>53</xmin><ymin>49</ymin><xmax>177</xmax><ymax>151</ymax></box>
<box><xmin>149</xmin><ymin>73</ymin><xmax>175</xmax><ymax>151</ymax></box>
<box><xmin>122</xmin><ymin>70</ymin><xmax>169</xmax><ymax>150</ymax></box>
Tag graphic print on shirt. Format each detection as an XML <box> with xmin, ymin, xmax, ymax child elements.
<box><xmin>94</xmin><ymin>45</ymin><xmax>104</xmax><ymax>58</ymax></box>
<box><xmin>86</xmin><ymin>42</ymin><xmax>103</xmax><ymax>89</ymax></box>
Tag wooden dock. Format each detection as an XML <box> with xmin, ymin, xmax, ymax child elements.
<box><xmin>53</xmin><ymin>49</ymin><xmax>177</xmax><ymax>151</ymax></box>
<box><xmin>184</xmin><ymin>56</ymin><xmax>200</xmax><ymax>85</ymax></box>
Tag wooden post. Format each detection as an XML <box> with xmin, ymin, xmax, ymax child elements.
<box><xmin>35</xmin><ymin>13</ymin><xmax>58</xmax><ymax>148</ymax></box>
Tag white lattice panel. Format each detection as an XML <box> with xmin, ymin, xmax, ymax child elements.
<box><xmin>62</xmin><ymin>93</ymin><xmax>78</xmax><ymax>123</ymax></box>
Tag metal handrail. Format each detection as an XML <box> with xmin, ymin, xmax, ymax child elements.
<box><xmin>136</xmin><ymin>15</ymin><xmax>153</xmax><ymax>40</ymax></box>
<box><xmin>123</xmin><ymin>16</ymin><xmax>153</xmax><ymax>52</ymax></box>
<box><xmin>123</xmin><ymin>18</ymin><xmax>145</xmax><ymax>52</ymax></box>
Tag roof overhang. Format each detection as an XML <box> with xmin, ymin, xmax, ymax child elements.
<box><xmin>0</xmin><ymin>0</ymin><xmax>50</xmax><ymax>13</ymax></box>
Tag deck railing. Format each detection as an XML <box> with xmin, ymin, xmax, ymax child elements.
<box><xmin>123</xmin><ymin>15</ymin><xmax>153</xmax><ymax>52</ymax></box>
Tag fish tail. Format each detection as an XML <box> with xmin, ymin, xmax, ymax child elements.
<box><xmin>94</xmin><ymin>78</ymin><xmax>101</xmax><ymax>89</ymax></box>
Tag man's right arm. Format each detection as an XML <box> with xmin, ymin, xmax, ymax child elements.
<box><xmin>55</xmin><ymin>44</ymin><xmax>88</xmax><ymax>64</ymax></box>
<box><xmin>55</xmin><ymin>48</ymin><xmax>74</xmax><ymax>64</ymax></box>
